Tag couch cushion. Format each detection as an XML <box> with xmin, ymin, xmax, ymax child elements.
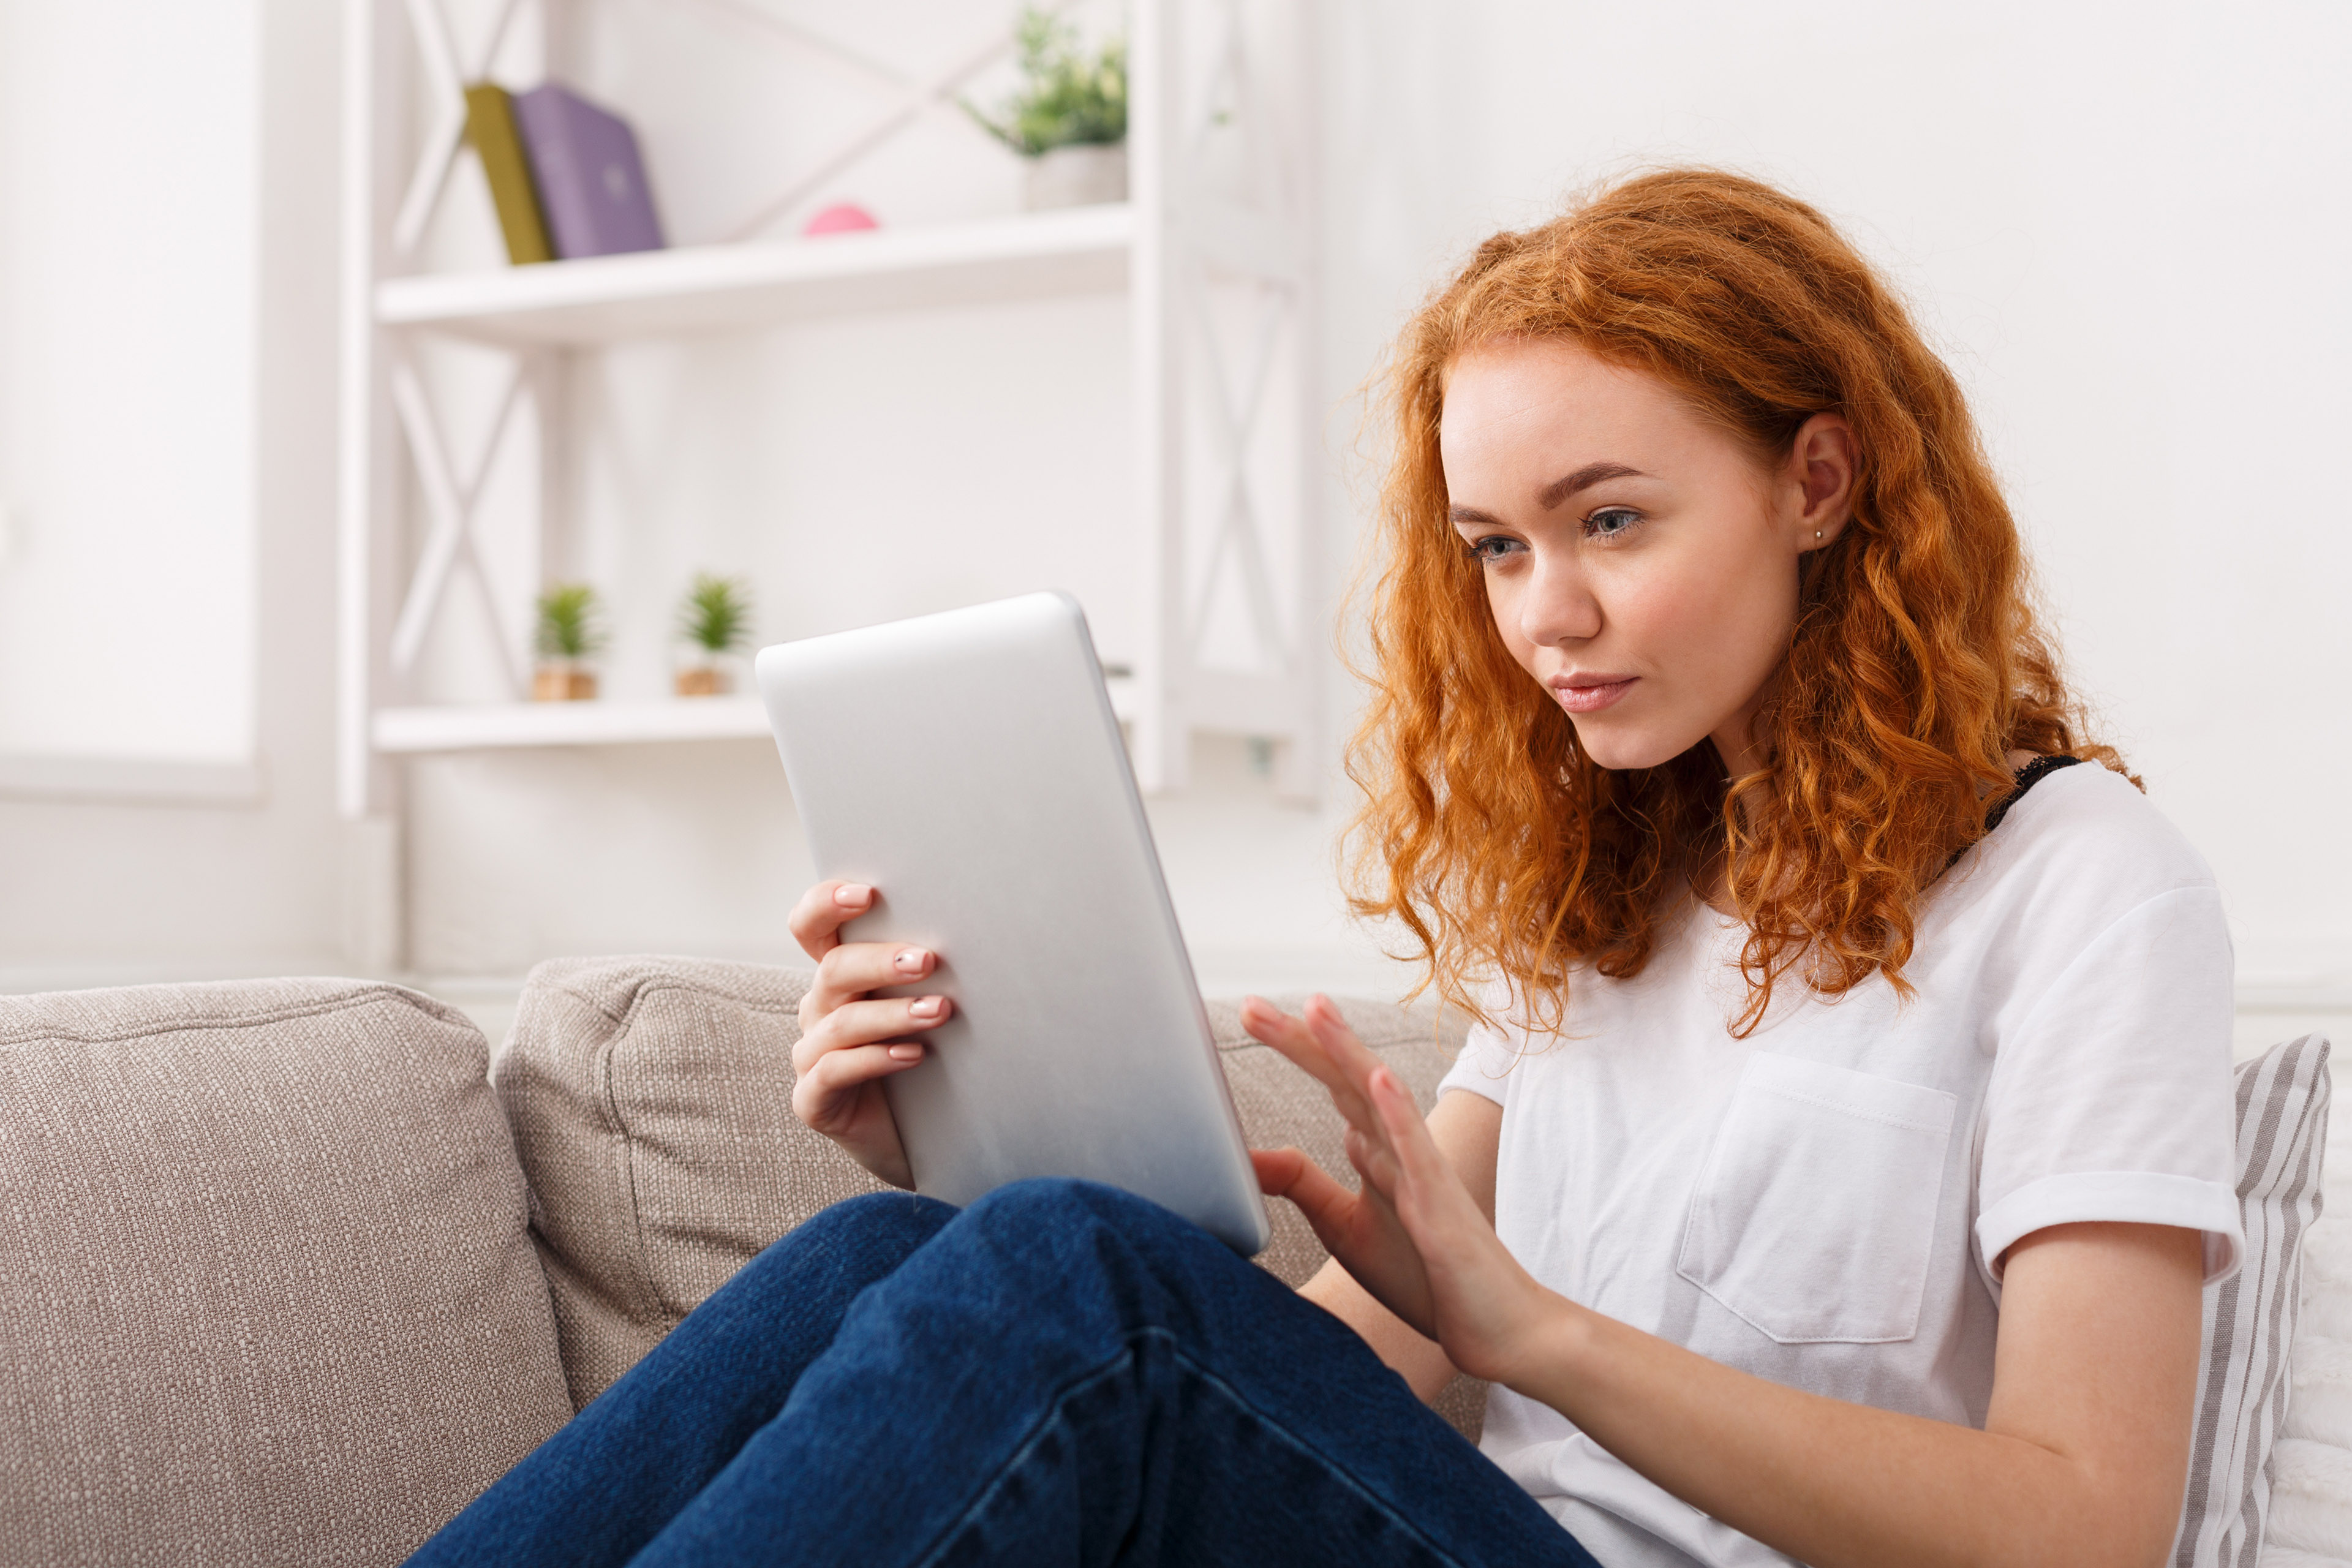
<box><xmin>2177</xmin><ymin>1033</ymin><xmax>2332</xmax><ymax>1566</ymax></box>
<box><xmin>495</xmin><ymin>957</ymin><xmax>886</xmax><ymax>1408</ymax></box>
<box><xmin>496</xmin><ymin>957</ymin><xmax>1481</xmax><ymax>1431</ymax></box>
<box><xmin>2263</xmin><ymin>1031</ymin><xmax>2352</xmax><ymax>1564</ymax></box>
<box><xmin>0</xmin><ymin>978</ymin><xmax>571</xmax><ymax>1568</ymax></box>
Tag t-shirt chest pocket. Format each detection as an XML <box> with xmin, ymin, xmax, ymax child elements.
<box><xmin>1677</xmin><ymin>1052</ymin><xmax>1959</xmax><ymax>1344</ymax></box>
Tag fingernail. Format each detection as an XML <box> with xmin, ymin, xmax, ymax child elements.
<box><xmin>888</xmin><ymin>1043</ymin><xmax>922</xmax><ymax>1061</ymax></box>
<box><xmin>834</xmin><ymin>884</ymin><xmax>872</xmax><ymax>907</ymax></box>
<box><xmin>895</xmin><ymin>948</ymin><xmax>928</xmax><ymax>973</ymax></box>
<box><xmin>909</xmin><ymin>997</ymin><xmax>943</xmax><ymax>1019</ymax></box>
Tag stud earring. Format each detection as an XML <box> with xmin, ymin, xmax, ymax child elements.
<box><xmin>1815</xmin><ymin>530</ymin><xmax>1823</xmax><ymax>540</ymax></box>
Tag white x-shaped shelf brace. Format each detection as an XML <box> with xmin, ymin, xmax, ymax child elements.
<box><xmin>1183</xmin><ymin>274</ymin><xmax>1295</xmax><ymax>677</ymax></box>
<box><xmin>1169</xmin><ymin>0</ymin><xmax>1308</xmax><ymax>690</ymax></box>
<box><xmin>385</xmin><ymin>352</ymin><xmax>530</xmax><ymax>691</ymax></box>
<box><xmin>377</xmin><ymin>0</ymin><xmax>1081</xmax><ymax>698</ymax></box>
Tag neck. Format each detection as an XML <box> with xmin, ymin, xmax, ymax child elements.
<box><xmin>1710</xmin><ymin>698</ymin><xmax>1767</xmax><ymax>781</ymax></box>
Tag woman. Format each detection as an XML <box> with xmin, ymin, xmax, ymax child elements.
<box><xmin>412</xmin><ymin>170</ymin><xmax>2241</xmax><ymax>1568</ymax></box>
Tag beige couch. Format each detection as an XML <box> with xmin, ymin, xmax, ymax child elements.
<box><xmin>10</xmin><ymin>956</ymin><xmax>2352</xmax><ymax>1567</ymax></box>
<box><xmin>0</xmin><ymin>956</ymin><xmax>1477</xmax><ymax>1568</ymax></box>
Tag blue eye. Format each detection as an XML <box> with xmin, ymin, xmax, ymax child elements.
<box><xmin>1466</xmin><ymin>535</ymin><xmax>1523</xmax><ymax>565</ymax></box>
<box><xmin>1585</xmin><ymin>507</ymin><xmax>1642</xmax><ymax>540</ymax></box>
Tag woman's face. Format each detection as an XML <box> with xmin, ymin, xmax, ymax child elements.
<box><xmin>1438</xmin><ymin>337</ymin><xmax>1855</xmax><ymax>776</ymax></box>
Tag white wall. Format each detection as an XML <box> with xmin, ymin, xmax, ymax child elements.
<box><xmin>2</xmin><ymin>1</ymin><xmax>2345</xmax><ymax>1037</ymax></box>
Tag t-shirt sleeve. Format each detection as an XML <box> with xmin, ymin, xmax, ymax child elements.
<box><xmin>1436</xmin><ymin>1017</ymin><xmax>1522</xmax><ymax>1107</ymax></box>
<box><xmin>1974</xmin><ymin>884</ymin><xmax>2242</xmax><ymax>1289</ymax></box>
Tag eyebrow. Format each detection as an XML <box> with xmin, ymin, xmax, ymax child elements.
<box><xmin>1537</xmin><ymin>460</ymin><xmax>1649</xmax><ymax>511</ymax></box>
<box><xmin>1447</xmin><ymin>459</ymin><xmax>1653</xmax><ymax>527</ymax></box>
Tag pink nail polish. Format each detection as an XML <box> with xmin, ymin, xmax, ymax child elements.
<box><xmin>888</xmin><ymin>1044</ymin><xmax>922</xmax><ymax>1061</ymax></box>
<box><xmin>895</xmin><ymin>948</ymin><xmax>926</xmax><ymax>973</ymax></box>
<box><xmin>835</xmin><ymin>884</ymin><xmax>871</xmax><ymax>907</ymax></box>
<box><xmin>910</xmin><ymin>997</ymin><xmax>942</xmax><ymax>1019</ymax></box>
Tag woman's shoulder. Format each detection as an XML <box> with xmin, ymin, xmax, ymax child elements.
<box><xmin>1954</xmin><ymin>759</ymin><xmax>2218</xmax><ymax>924</ymax></box>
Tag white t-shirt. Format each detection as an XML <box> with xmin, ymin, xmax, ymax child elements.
<box><xmin>1436</xmin><ymin>763</ymin><xmax>2242</xmax><ymax>1568</ymax></box>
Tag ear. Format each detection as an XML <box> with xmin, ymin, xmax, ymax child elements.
<box><xmin>1783</xmin><ymin>412</ymin><xmax>1858</xmax><ymax>551</ymax></box>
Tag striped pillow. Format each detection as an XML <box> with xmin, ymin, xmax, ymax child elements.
<box><xmin>2173</xmin><ymin>1033</ymin><xmax>2332</xmax><ymax>1568</ymax></box>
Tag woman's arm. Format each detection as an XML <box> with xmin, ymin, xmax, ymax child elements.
<box><xmin>1280</xmin><ymin>1090</ymin><xmax>1503</xmax><ymax>1403</ymax></box>
<box><xmin>1243</xmin><ymin>997</ymin><xmax>2205</xmax><ymax>1568</ymax></box>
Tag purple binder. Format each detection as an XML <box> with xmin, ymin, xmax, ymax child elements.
<box><xmin>511</xmin><ymin>83</ymin><xmax>666</xmax><ymax>260</ymax></box>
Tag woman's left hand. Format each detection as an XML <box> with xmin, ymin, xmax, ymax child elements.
<box><xmin>1241</xmin><ymin>994</ymin><xmax>1560</xmax><ymax>1386</ymax></box>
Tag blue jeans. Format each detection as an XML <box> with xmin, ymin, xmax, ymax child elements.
<box><xmin>409</xmin><ymin>1179</ymin><xmax>1599</xmax><ymax>1567</ymax></box>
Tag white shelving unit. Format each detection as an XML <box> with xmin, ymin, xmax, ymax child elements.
<box><xmin>339</xmin><ymin>1</ymin><xmax>1321</xmax><ymax>834</ymax></box>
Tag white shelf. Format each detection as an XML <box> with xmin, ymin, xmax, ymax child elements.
<box><xmin>374</xmin><ymin>677</ymin><xmax>1137</xmax><ymax>753</ymax></box>
<box><xmin>375</xmin><ymin>696</ymin><xmax>772</xmax><ymax>751</ymax></box>
<box><xmin>375</xmin><ymin>204</ymin><xmax>1135</xmax><ymax>347</ymax></box>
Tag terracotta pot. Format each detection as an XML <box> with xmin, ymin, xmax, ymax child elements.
<box><xmin>674</xmin><ymin>666</ymin><xmax>728</xmax><ymax>698</ymax></box>
<box><xmin>1024</xmin><ymin>143</ymin><xmax>1128</xmax><ymax>211</ymax></box>
<box><xmin>532</xmin><ymin>666</ymin><xmax>597</xmax><ymax>702</ymax></box>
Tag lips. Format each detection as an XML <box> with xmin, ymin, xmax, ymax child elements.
<box><xmin>1551</xmin><ymin>675</ymin><xmax>1637</xmax><ymax>715</ymax></box>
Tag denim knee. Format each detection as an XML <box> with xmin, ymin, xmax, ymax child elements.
<box><xmin>812</xmin><ymin>1186</ymin><xmax>961</xmax><ymax>1236</ymax></box>
<box><xmin>956</xmin><ymin>1177</ymin><xmax>1240</xmax><ymax>1278</ymax></box>
<box><xmin>729</xmin><ymin>1187</ymin><xmax>957</xmax><ymax>1292</ymax></box>
<box><xmin>803</xmin><ymin>1188</ymin><xmax>956</xmax><ymax>1249</ymax></box>
<box><xmin>962</xmin><ymin>1176</ymin><xmax>1177</xmax><ymax>1233</ymax></box>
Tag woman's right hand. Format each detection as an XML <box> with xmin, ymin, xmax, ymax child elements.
<box><xmin>786</xmin><ymin>880</ymin><xmax>953</xmax><ymax>1190</ymax></box>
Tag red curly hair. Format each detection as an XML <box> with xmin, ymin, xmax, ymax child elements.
<box><xmin>1348</xmin><ymin>168</ymin><xmax>2132</xmax><ymax>1036</ymax></box>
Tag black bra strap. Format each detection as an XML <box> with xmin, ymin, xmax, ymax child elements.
<box><xmin>1982</xmin><ymin>753</ymin><xmax>2084</xmax><ymax>836</ymax></box>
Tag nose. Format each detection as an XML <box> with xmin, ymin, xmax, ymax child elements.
<box><xmin>1517</xmin><ymin>543</ymin><xmax>1602</xmax><ymax>648</ymax></box>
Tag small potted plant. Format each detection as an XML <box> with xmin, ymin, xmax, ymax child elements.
<box><xmin>674</xmin><ymin>572</ymin><xmax>753</xmax><ymax>696</ymax></box>
<box><xmin>532</xmin><ymin>582</ymin><xmax>606</xmax><ymax>701</ymax></box>
<box><xmin>968</xmin><ymin>8</ymin><xmax>1128</xmax><ymax>210</ymax></box>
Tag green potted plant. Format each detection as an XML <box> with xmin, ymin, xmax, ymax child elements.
<box><xmin>674</xmin><ymin>572</ymin><xmax>754</xmax><ymax>696</ymax></box>
<box><xmin>532</xmin><ymin>582</ymin><xmax>606</xmax><ymax>701</ymax></box>
<box><xmin>967</xmin><ymin>7</ymin><xmax>1128</xmax><ymax>211</ymax></box>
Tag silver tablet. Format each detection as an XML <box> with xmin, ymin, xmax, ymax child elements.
<box><xmin>755</xmin><ymin>592</ymin><xmax>1272</xmax><ymax>1256</ymax></box>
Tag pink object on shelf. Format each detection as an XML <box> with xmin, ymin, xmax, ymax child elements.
<box><xmin>802</xmin><ymin>203</ymin><xmax>880</xmax><ymax>236</ymax></box>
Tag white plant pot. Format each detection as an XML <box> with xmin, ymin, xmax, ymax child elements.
<box><xmin>1023</xmin><ymin>143</ymin><xmax>1129</xmax><ymax>211</ymax></box>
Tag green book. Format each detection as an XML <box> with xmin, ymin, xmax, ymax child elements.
<box><xmin>464</xmin><ymin>84</ymin><xmax>552</xmax><ymax>265</ymax></box>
